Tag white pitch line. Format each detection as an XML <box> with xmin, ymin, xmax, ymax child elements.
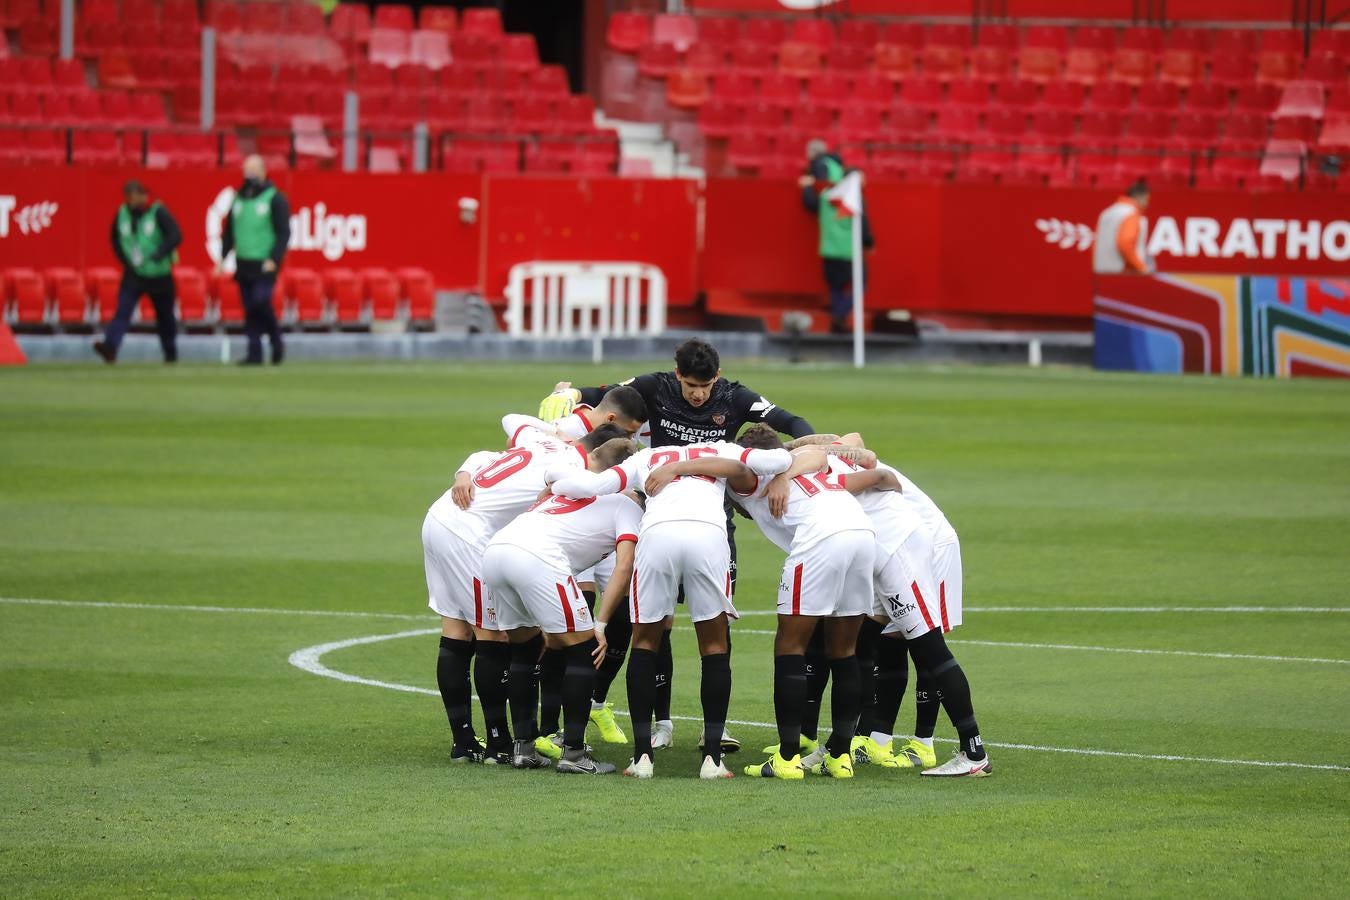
<box><xmin>7</xmin><ymin>596</ymin><xmax>1347</xmax><ymax>666</ymax></box>
<box><xmin>735</xmin><ymin>606</ymin><xmax>1350</xmax><ymax>615</ymax></box>
<box><xmin>286</xmin><ymin>629</ymin><xmax>1350</xmax><ymax>774</ymax></box>
<box><xmin>728</xmin><ymin>628</ymin><xmax>1347</xmax><ymax>666</ymax></box>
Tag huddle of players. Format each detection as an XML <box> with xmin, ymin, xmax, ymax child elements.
<box><xmin>421</xmin><ymin>339</ymin><xmax>991</xmax><ymax>779</ymax></box>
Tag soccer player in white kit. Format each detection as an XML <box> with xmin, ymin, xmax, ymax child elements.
<box><xmin>730</xmin><ymin>427</ymin><xmax>900</xmax><ymax>780</ymax></box>
<box><xmin>421</xmin><ymin>420</ymin><xmax>629</xmax><ymax>765</ymax></box>
<box><xmin>501</xmin><ymin>387</ymin><xmax>647</xmax><ymax>746</ymax></box>
<box><xmin>824</xmin><ymin>435</ymin><xmax>991</xmax><ymax>777</ymax></box>
<box><xmin>481</xmin><ymin>450</ymin><xmax>641</xmax><ymax>775</ymax></box>
<box><xmin>549</xmin><ymin>440</ymin><xmax>793</xmax><ymax>780</ymax></box>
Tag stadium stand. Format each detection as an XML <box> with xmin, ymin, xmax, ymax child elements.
<box><xmin>0</xmin><ymin>0</ymin><xmax>615</xmax><ymax>175</ymax></box>
<box><xmin>597</xmin><ymin>10</ymin><xmax>1348</xmax><ymax>190</ymax></box>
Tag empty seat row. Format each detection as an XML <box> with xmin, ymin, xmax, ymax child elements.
<box><xmin>2</xmin><ymin>266</ymin><xmax>438</xmax><ymax>328</ymax></box>
<box><xmin>610</xmin><ymin>13</ymin><xmax>1347</xmax><ymax>57</ymax></box>
<box><xmin>0</xmin><ymin>90</ymin><xmax>167</xmax><ymax>126</ymax></box>
<box><xmin>331</xmin><ymin>4</ymin><xmax>501</xmax><ymax>42</ymax></box>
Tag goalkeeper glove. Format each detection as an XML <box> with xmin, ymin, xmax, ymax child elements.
<box><xmin>538</xmin><ymin>388</ymin><xmax>581</xmax><ymax>422</ymax></box>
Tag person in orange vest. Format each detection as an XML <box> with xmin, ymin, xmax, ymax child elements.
<box><xmin>1092</xmin><ymin>179</ymin><xmax>1155</xmax><ymax>275</ymax></box>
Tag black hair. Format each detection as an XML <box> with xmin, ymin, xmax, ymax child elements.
<box><xmin>598</xmin><ymin>384</ymin><xmax>647</xmax><ymax>425</ymax></box>
<box><xmin>578</xmin><ymin>423</ymin><xmax>627</xmax><ymax>453</ymax></box>
<box><xmin>123</xmin><ymin>180</ymin><xmax>147</xmax><ymax>197</ymax></box>
<box><xmin>1126</xmin><ymin>178</ymin><xmax>1150</xmax><ymax>199</ymax></box>
<box><xmin>736</xmin><ymin>423</ymin><xmax>784</xmax><ymax>450</ymax></box>
<box><xmin>674</xmin><ymin>338</ymin><xmax>719</xmax><ymax>381</ymax></box>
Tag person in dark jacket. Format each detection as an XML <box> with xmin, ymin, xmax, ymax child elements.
<box><xmin>94</xmin><ymin>180</ymin><xmax>182</xmax><ymax>364</ymax></box>
<box><xmin>218</xmin><ymin>154</ymin><xmax>291</xmax><ymax>365</ymax></box>
<box><xmin>800</xmin><ymin>140</ymin><xmax>875</xmax><ymax>335</ymax></box>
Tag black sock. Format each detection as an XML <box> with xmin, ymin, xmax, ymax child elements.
<box><xmin>854</xmin><ymin>618</ymin><xmax>883</xmax><ymax>736</ymax></box>
<box><xmin>653</xmin><ymin>629</ymin><xmax>673</xmax><ymax>722</ymax></box>
<box><xmin>801</xmin><ymin>624</ymin><xmax>829</xmax><ymax>741</ymax></box>
<box><xmin>505</xmin><ymin>636</ymin><xmax>542</xmax><ymax>744</ymax></box>
<box><xmin>872</xmin><ymin>636</ymin><xmax>909</xmax><ymax>737</ymax></box>
<box><xmin>626</xmin><ymin>648</ymin><xmax>657</xmax><ymax>759</ymax></box>
<box><xmin>931</xmin><ymin>657</ymin><xmax>984</xmax><ymax>760</ymax></box>
<box><xmin>699</xmin><ymin>652</ymin><xmax>731</xmax><ymax>765</ymax></box>
<box><xmin>562</xmin><ymin>640</ymin><xmax>599</xmax><ymax>752</ymax></box>
<box><xmin>594</xmin><ymin>602</ymin><xmax>631</xmax><ymax>704</ymax></box>
<box><xmin>825</xmin><ymin>655</ymin><xmax>860</xmax><ymax>757</ymax></box>
<box><xmin>436</xmin><ymin>636</ymin><xmax>478</xmax><ymax>748</ymax></box>
<box><xmin>537</xmin><ymin>647</ymin><xmax>566</xmax><ymax>737</ymax></box>
<box><xmin>473</xmin><ymin>640</ymin><xmax>512</xmax><ymax>751</ymax></box>
<box><xmin>914</xmin><ymin>675</ymin><xmax>941</xmax><ymax>740</ymax></box>
<box><xmin>772</xmin><ymin>654</ymin><xmax>807</xmax><ymax>757</ymax></box>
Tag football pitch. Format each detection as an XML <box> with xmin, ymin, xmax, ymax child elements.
<box><xmin>2</xmin><ymin>360</ymin><xmax>1348</xmax><ymax>898</ymax></box>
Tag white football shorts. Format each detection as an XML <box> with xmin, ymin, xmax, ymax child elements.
<box><xmin>777</xmin><ymin>529</ymin><xmax>875</xmax><ymax>618</ymax></box>
<box><xmin>631</xmin><ymin>521</ymin><xmax>735</xmax><ymax>625</ymax></box>
<box><xmin>873</xmin><ymin>528</ymin><xmax>963</xmax><ymax>638</ymax></box>
<box><xmin>422</xmin><ymin>512</ymin><xmax>495</xmax><ymax>629</ymax></box>
<box><xmin>481</xmin><ymin>543</ymin><xmax>594</xmax><ymax>634</ymax></box>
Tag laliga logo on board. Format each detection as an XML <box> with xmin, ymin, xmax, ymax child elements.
<box><xmin>1035</xmin><ymin>215</ymin><xmax>1350</xmax><ymax>262</ymax></box>
<box><xmin>205</xmin><ymin>186</ymin><xmax>368</xmax><ymax>270</ymax></box>
<box><xmin>0</xmin><ymin>196</ymin><xmax>59</xmax><ymax>237</ymax></box>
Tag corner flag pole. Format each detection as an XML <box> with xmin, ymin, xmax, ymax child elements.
<box><xmin>851</xmin><ymin>174</ymin><xmax>865</xmax><ymax>369</ymax></box>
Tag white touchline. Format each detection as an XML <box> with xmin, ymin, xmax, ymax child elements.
<box><xmin>5</xmin><ymin>596</ymin><xmax>1347</xmax><ymax>666</ymax></box>
<box><xmin>727</xmin><ymin>629</ymin><xmax>1349</xmax><ymax>666</ymax></box>
<box><xmin>286</xmin><ymin>629</ymin><xmax>1350</xmax><ymax>774</ymax></box>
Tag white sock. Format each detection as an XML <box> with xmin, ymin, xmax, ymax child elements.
<box><xmin>591</xmin><ymin>700</ymin><xmax>604</xmax><ymax>710</ymax></box>
<box><xmin>917</xmin><ymin>737</ymin><xmax>934</xmax><ymax>749</ymax></box>
<box><xmin>870</xmin><ymin>731</ymin><xmax>891</xmax><ymax>746</ymax></box>
<box><xmin>656</xmin><ymin>718</ymin><xmax>672</xmax><ymax>728</ymax></box>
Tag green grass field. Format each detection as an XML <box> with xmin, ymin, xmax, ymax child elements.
<box><xmin>2</xmin><ymin>360</ymin><xmax>1348</xmax><ymax>898</ymax></box>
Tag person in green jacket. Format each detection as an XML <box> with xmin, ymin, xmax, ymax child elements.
<box><xmin>799</xmin><ymin>140</ymin><xmax>875</xmax><ymax>335</ymax></box>
<box><xmin>94</xmin><ymin>181</ymin><xmax>183</xmax><ymax>364</ymax></box>
<box><xmin>218</xmin><ymin>155</ymin><xmax>291</xmax><ymax>365</ymax></box>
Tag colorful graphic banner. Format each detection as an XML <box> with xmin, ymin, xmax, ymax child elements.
<box><xmin>1094</xmin><ymin>274</ymin><xmax>1350</xmax><ymax>378</ymax></box>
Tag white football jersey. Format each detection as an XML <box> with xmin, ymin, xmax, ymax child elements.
<box><xmin>550</xmin><ymin>441</ymin><xmax>792</xmax><ymax>534</ymax></box>
<box><xmin>736</xmin><ymin>466</ymin><xmax>874</xmax><ymax>555</ymax></box>
<box><xmin>552</xmin><ymin>408</ymin><xmax>652</xmax><ymax>449</ymax></box>
<box><xmin>428</xmin><ymin>430</ymin><xmax>586</xmax><ymax>550</ymax></box>
<box><xmin>825</xmin><ymin>457</ymin><xmax>921</xmax><ymax>556</ymax></box>
<box><xmin>489</xmin><ymin>492</ymin><xmax>643</xmax><ymax>574</ymax></box>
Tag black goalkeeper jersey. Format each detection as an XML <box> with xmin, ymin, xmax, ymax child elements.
<box><xmin>578</xmin><ymin>372</ymin><xmax>814</xmax><ymax>447</ymax></box>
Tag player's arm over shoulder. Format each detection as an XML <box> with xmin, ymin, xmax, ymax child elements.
<box><xmin>502</xmin><ymin>413</ymin><xmax>561</xmax><ymax>446</ymax></box>
<box><xmin>572</xmin><ymin>373</ymin><xmax>661</xmax><ymax>408</ymax></box>
<box><xmin>729</xmin><ymin>382</ymin><xmax>814</xmax><ymax>438</ymax></box>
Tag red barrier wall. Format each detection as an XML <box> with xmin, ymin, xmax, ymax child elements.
<box><xmin>4</xmin><ymin>166</ymin><xmax>1347</xmax><ymax>325</ymax></box>
<box><xmin>703</xmin><ymin>178</ymin><xmax>1350</xmax><ymax>319</ymax></box>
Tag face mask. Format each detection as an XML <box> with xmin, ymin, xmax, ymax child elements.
<box><xmin>244</xmin><ymin>176</ymin><xmax>262</xmax><ymax>189</ymax></box>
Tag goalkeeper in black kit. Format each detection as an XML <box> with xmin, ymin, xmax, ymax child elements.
<box><xmin>538</xmin><ymin>338</ymin><xmax>815</xmax><ymax>754</ymax></box>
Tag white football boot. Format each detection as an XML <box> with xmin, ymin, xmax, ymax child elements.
<box><xmin>921</xmin><ymin>751</ymin><xmax>992</xmax><ymax>777</ymax></box>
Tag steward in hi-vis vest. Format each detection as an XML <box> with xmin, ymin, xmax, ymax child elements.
<box><xmin>220</xmin><ymin>154</ymin><xmax>291</xmax><ymax>366</ymax></box>
<box><xmin>93</xmin><ymin>180</ymin><xmax>183</xmax><ymax>365</ymax></box>
<box><xmin>1093</xmin><ymin>179</ymin><xmax>1155</xmax><ymax>275</ymax></box>
<box><xmin>800</xmin><ymin>140</ymin><xmax>875</xmax><ymax>335</ymax></box>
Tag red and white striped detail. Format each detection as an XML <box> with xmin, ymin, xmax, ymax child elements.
<box><xmin>556</xmin><ymin>582</ymin><xmax>576</xmax><ymax>631</ymax></box>
<box><xmin>939</xmin><ymin>581</ymin><xmax>951</xmax><ymax>632</ymax></box>
<box><xmin>791</xmin><ymin>563</ymin><xmax>804</xmax><ymax>616</ymax></box>
<box><xmin>472</xmin><ymin>577</ymin><xmax>484</xmax><ymax>629</ymax></box>
<box><xmin>911</xmin><ymin>580</ymin><xmax>936</xmax><ymax>632</ymax></box>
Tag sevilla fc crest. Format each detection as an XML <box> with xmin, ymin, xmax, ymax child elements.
<box><xmin>712</xmin><ymin>414</ymin><xmax>726</xmax><ymax>425</ymax></box>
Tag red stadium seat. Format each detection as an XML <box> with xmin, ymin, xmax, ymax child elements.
<box><xmin>1088</xmin><ymin>81</ymin><xmax>1133</xmax><ymax>112</ymax></box>
<box><xmin>361</xmin><ymin>268</ymin><xmax>401</xmax><ymax>320</ymax></box>
<box><xmin>948</xmin><ymin>77</ymin><xmax>990</xmax><ymax>108</ymax></box>
<box><xmin>1017</xmin><ymin>47</ymin><xmax>1061</xmax><ymax>84</ymax></box>
<box><xmin>6</xmin><ymin>269</ymin><xmax>48</xmax><ymax>325</ymax></box>
<box><xmin>174</xmin><ymin>267</ymin><xmax>210</xmax><ymax>324</ymax></box>
<box><xmin>410</xmin><ymin>29</ymin><xmax>451</xmax><ymax>70</ymax></box>
<box><xmin>651</xmin><ymin>14</ymin><xmax>697</xmax><ymax>52</ymax></box>
<box><xmin>396</xmin><ymin>267</ymin><xmax>435</xmax><ymax>321</ymax></box>
<box><xmin>666</xmin><ymin>69</ymin><xmax>710</xmax><ymax>110</ymax></box>
<box><xmin>1272</xmin><ymin>116</ymin><xmax>1319</xmax><ymax>143</ymax></box>
<box><xmin>45</xmin><ymin>268</ymin><xmax>88</xmax><ymax>326</ymax></box>
<box><xmin>1304</xmin><ymin>53</ymin><xmax>1348</xmax><ymax>88</ymax></box>
<box><xmin>873</xmin><ymin>43</ymin><xmax>917</xmax><ymax>82</ymax></box>
<box><xmin>84</xmin><ymin>267</ymin><xmax>119</xmax><ymax>321</ymax></box>
<box><xmin>373</xmin><ymin>4</ymin><xmax>414</xmax><ymax>31</ymax></box>
<box><xmin>1186</xmin><ymin>82</ymin><xmax>1229</xmax><ymax>117</ymax></box>
<box><xmin>420</xmin><ymin>6</ymin><xmax>457</xmax><ymax>36</ymax></box>
<box><xmin>285</xmin><ymin>268</ymin><xmax>328</xmax><ymax>324</ymax></box>
<box><xmin>330</xmin><ymin>4</ymin><xmax>371</xmax><ymax>47</ymax></box>
<box><xmin>898</xmin><ymin>77</ymin><xmax>944</xmax><ymax>113</ymax></box>
<box><xmin>1224</xmin><ymin>113</ymin><xmax>1270</xmax><ymax>151</ymax></box>
<box><xmin>759</xmin><ymin>71</ymin><xmax>802</xmax><ymax>106</ymax></box>
<box><xmin>933</xmin><ymin>107</ymin><xmax>980</xmax><ymax>143</ymax></box>
<box><xmin>325</xmin><ymin>268</ymin><xmax>364</xmax><ymax>323</ymax></box>
<box><xmin>1171</xmin><ymin>113</ymin><xmax>1220</xmax><ymax>152</ymax></box>
<box><xmin>213</xmin><ymin>273</ymin><xmax>243</xmax><ymax>326</ymax></box>
<box><xmin>1234</xmin><ymin>83</ymin><xmax>1282</xmax><ymax>115</ymax></box>
<box><xmin>696</xmin><ymin>15</ymin><xmax>740</xmax><ymax>50</ymax></box>
<box><xmin>606</xmin><ymin>11</ymin><xmax>648</xmax><ymax>54</ymax></box>
<box><xmin>1260</xmin><ymin>138</ymin><xmax>1305</xmax><ymax>183</ymax></box>
<box><xmin>1042</xmin><ymin>81</ymin><xmax>1086</xmax><ymax>111</ymax></box>
<box><xmin>1111</xmin><ymin>48</ymin><xmax>1153</xmax><ymax>86</ymax></box>
<box><xmin>499</xmin><ymin>33</ymin><xmax>539</xmax><ymax>74</ymax></box>
<box><xmin>1256</xmin><ymin>52</ymin><xmax>1299</xmax><ymax>87</ymax></box>
<box><xmin>1137</xmin><ymin>81</ymin><xmax>1180</xmax><ymax>112</ymax></box>
<box><xmin>995</xmin><ymin>79</ymin><xmax>1040</xmax><ymax>111</ymax></box>
<box><xmin>742</xmin><ymin>18</ymin><xmax>786</xmax><ymax>46</ymax></box>
<box><xmin>1064</xmin><ymin>46</ymin><xmax>1109</xmax><ymax>85</ymax></box>
<box><xmin>921</xmin><ymin>44</ymin><xmax>965</xmax><ymax>82</ymax></box>
<box><xmin>459</xmin><ymin>7</ymin><xmax>503</xmax><ymax>42</ymax></box>
<box><xmin>778</xmin><ymin>42</ymin><xmax>822</xmax><ymax>79</ymax></box>
<box><xmin>1210</xmin><ymin>53</ymin><xmax>1255</xmax><ymax>90</ymax></box>
<box><xmin>1274</xmin><ymin>81</ymin><xmax>1326</xmax><ymax>120</ymax></box>
<box><xmin>369</xmin><ymin>28</ymin><xmax>411</xmax><ymax>68</ymax></box>
<box><xmin>880</xmin><ymin>22</ymin><xmax>925</xmax><ymax>48</ymax></box>
<box><xmin>1158</xmin><ymin>49</ymin><xmax>1201</xmax><ymax>87</ymax></box>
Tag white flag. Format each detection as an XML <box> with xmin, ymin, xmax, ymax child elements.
<box><xmin>823</xmin><ymin>170</ymin><xmax>863</xmax><ymax>218</ymax></box>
